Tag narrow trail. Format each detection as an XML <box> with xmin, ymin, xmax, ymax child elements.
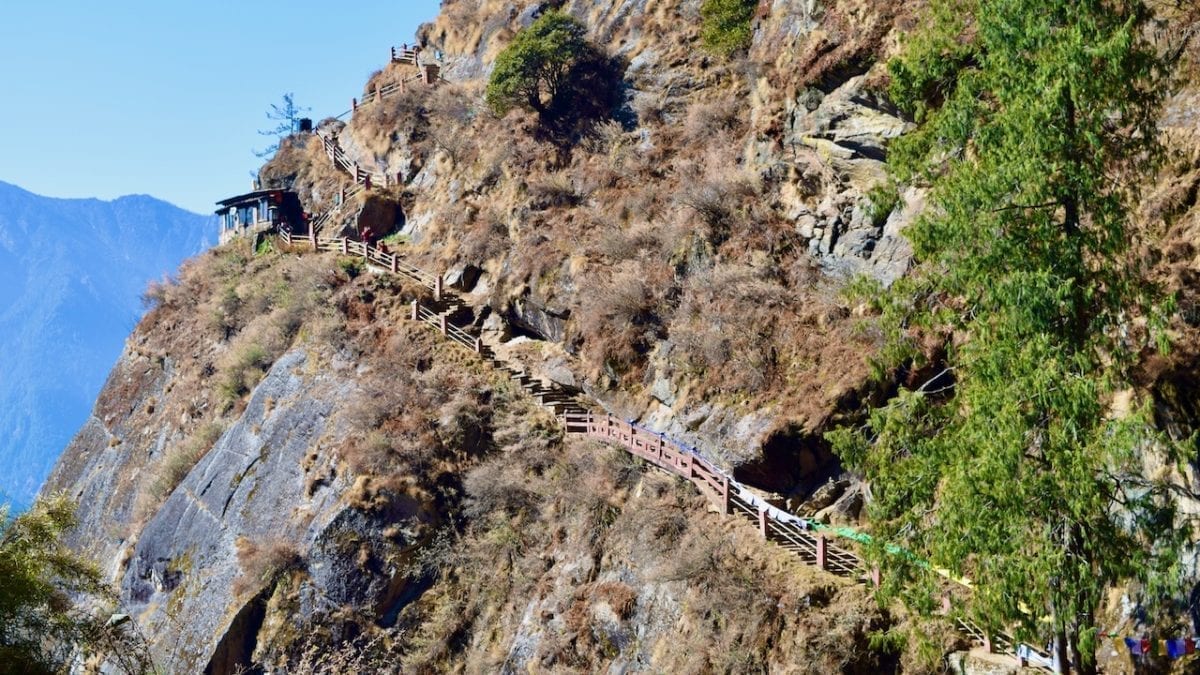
<box><xmin>272</xmin><ymin>47</ymin><xmax>1054</xmax><ymax>670</ymax></box>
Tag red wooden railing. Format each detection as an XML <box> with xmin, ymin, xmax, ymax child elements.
<box><xmin>279</xmin><ymin>219</ymin><xmax>1051</xmax><ymax>670</ymax></box>
<box><xmin>271</xmin><ymin>46</ymin><xmax>1056</xmax><ymax>669</ymax></box>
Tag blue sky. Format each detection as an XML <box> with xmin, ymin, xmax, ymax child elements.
<box><xmin>0</xmin><ymin>1</ymin><xmax>441</xmax><ymax>214</ymax></box>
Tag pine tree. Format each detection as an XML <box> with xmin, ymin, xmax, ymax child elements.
<box><xmin>485</xmin><ymin>11</ymin><xmax>619</xmax><ymax>141</ymax></box>
<box><xmin>255</xmin><ymin>93</ymin><xmax>310</xmax><ymax>159</ymax></box>
<box><xmin>829</xmin><ymin>1</ymin><xmax>1184</xmax><ymax>671</ymax></box>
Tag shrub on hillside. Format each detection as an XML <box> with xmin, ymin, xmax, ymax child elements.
<box><xmin>700</xmin><ymin>0</ymin><xmax>758</xmax><ymax>57</ymax></box>
<box><xmin>485</xmin><ymin>11</ymin><xmax>622</xmax><ymax>142</ymax></box>
<box><xmin>149</xmin><ymin>422</ymin><xmax>224</xmax><ymax>503</ymax></box>
<box><xmin>216</xmin><ymin>342</ymin><xmax>270</xmax><ymax>409</ymax></box>
<box><xmin>233</xmin><ymin>536</ymin><xmax>302</xmax><ymax>598</ymax></box>
<box><xmin>0</xmin><ymin>497</ymin><xmax>152</xmax><ymax>674</ymax></box>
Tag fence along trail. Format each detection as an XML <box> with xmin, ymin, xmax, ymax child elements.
<box><xmin>274</xmin><ymin>46</ymin><xmax>1054</xmax><ymax>670</ymax></box>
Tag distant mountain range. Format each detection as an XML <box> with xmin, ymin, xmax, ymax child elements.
<box><xmin>0</xmin><ymin>181</ymin><xmax>212</xmax><ymax>509</ymax></box>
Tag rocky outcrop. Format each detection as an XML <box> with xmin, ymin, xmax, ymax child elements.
<box><xmin>121</xmin><ymin>350</ymin><xmax>353</xmax><ymax>671</ymax></box>
<box><xmin>778</xmin><ymin>74</ymin><xmax>916</xmax><ymax>283</ymax></box>
<box><xmin>363</xmin><ymin>0</ymin><xmax>918</xmax><ymax>502</ymax></box>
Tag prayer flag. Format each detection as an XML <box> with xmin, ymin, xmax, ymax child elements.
<box><xmin>1167</xmin><ymin>639</ymin><xmax>1186</xmax><ymax>659</ymax></box>
<box><xmin>1125</xmin><ymin>637</ymin><xmax>1142</xmax><ymax>656</ymax></box>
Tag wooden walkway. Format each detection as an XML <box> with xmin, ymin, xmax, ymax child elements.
<box><xmin>274</xmin><ymin>50</ymin><xmax>1054</xmax><ymax>668</ymax></box>
<box><xmin>305</xmin><ymin>49</ymin><xmax>437</xmax><ymax>237</ymax></box>
<box><xmin>277</xmin><ymin>226</ymin><xmax>1048</xmax><ymax>668</ymax></box>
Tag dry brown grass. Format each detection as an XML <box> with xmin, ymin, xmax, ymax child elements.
<box><xmin>395</xmin><ymin>422</ymin><xmax>902</xmax><ymax>673</ymax></box>
<box><xmin>233</xmin><ymin>536</ymin><xmax>302</xmax><ymax>598</ymax></box>
<box><xmin>259</xmin><ymin>133</ymin><xmax>350</xmax><ymax>216</ymax></box>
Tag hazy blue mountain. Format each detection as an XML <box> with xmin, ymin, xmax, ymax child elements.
<box><xmin>0</xmin><ymin>181</ymin><xmax>212</xmax><ymax>509</ymax></box>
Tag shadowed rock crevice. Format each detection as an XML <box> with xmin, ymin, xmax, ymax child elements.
<box><xmin>732</xmin><ymin>424</ymin><xmax>841</xmax><ymax>498</ymax></box>
<box><xmin>204</xmin><ymin>589</ymin><xmax>270</xmax><ymax>675</ymax></box>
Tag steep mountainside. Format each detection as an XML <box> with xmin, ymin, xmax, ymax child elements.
<box><xmin>41</xmin><ymin>0</ymin><xmax>1200</xmax><ymax>673</ymax></box>
<box><xmin>0</xmin><ymin>181</ymin><xmax>210</xmax><ymax>507</ymax></box>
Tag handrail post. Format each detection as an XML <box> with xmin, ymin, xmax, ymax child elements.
<box><xmin>340</xmin><ymin>238</ymin><xmax>348</xmax><ymax>255</ymax></box>
<box><xmin>410</xmin><ymin>300</ymin><xmax>418</xmax><ymax>321</ymax></box>
<box><xmin>721</xmin><ymin>476</ymin><xmax>731</xmax><ymax>517</ymax></box>
<box><xmin>816</xmin><ymin>534</ymin><xmax>827</xmax><ymax>571</ymax></box>
<box><xmin>364</xmin><ymin>174</ymin><xmax>372</xmax><ymax>190</ymax></box>
<box><xmin>758</xmin><ymin>507</ymin><xmax>769</xmax><ymax>539</ymax></box>
<box><xmin>375</xmin><ymin>82</ymin><xmax>382</xmax><ymax>103</ymax></box>
<box><xmin>870</xmin><ymin>567</ymin><xmax>881</xmax><ymax>588</ymax></box>
<box><xmin>434</xmin><ymin>276</ymin><xmax>443</xmax><ymax>301</ymax></box>
<box><xmin>439</xmin><ymin>315</ymin><xmax>448</xmax><ymax>335</ymax></box>
<box><xmin>390</xmin><ymin>255</ymin><xmax>398</xmax><ymax>274</ymax></box>
<box><xmin>474</xmin><ymin>338</ymin><xmax>482</xmax><ymax>354</ymax></box>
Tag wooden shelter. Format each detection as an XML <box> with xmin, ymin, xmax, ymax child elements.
<box><xmin>215</xmin><ymin>189</ymin><xmax>304</xmax><ymax>245</ymax></box>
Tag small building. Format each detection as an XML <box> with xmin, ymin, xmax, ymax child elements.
<box><xmin>215</xmin><ymin>189</ymin><xmax>305</xmax><ymax>245</ymax></box>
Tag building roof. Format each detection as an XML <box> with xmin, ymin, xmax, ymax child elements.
<box><xmin>214</xmin><ymin>189</ymin><xmax>287</xmax><ymax>211</ymax></box>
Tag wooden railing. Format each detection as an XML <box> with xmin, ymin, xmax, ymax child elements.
<box><xmin>564</xmin><ymin>411</ymin><xmax>865</xmax><ymax>576</ymax></box>
<box><xmin>411</xmin><ymin>302</ymin><xmax>485</xmax><ymax>353</ymax></box>
<box><xmin>280</xmin><ymin>227</ymin><xmax>439</xmax><ymax>290</ymax></box>
<box><xmin>354</xmin><ymin>74</ymin><xmax>425</xmax><ymax>115</ymax></box>
<box><xmin>274</xmin><ymin>47</ymin><xmax>1053</xmax><ymax>670</ymax></box>
<box><xmin>317</xmin><ymin>130</ymin><xmax>387</xmax><ymax>188</ymax></box>
<box><xmin>305</xmin><ymin>50</ymin><xmax>446</xmax><ymax>237</ymax></box>
<box><xmin>391</xmin><ymin>46</ymin><xmax>419</xmax><ymax>64</ymax></box>
<box><xmin>275</xmin><ymin>222</ymin><xmax>1051</xmax><ymax>669</ymax></box>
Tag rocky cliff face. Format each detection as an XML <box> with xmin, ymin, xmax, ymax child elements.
<box><xmin>263</xmin><ymin>0</ymin><xmax>928</xmax><ymax>508</ymax></box>
<box><xmin>44</xmin><ymin>0</ymin><xmax>1200</xmax><ymax>672</ymax></box>
<box><xmin>44</xmin><ymin>239</ymin><xmax>903</xmax><ymax>673</ymax></box>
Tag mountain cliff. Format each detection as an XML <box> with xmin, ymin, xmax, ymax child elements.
<box><xmin>40</xmin><ymin>0</ymin><xmax>1200</xmax><ymax>673</ymax></box>
<box><xmin>0</xmin><ymin>181</ymin><xmax>210</xmax><ymax>508</ymax></box>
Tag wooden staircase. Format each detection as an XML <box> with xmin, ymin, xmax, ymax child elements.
<box><xmin>271</xmin><ymin>49</ymin><xmax>1055</xmax><ymax>670</ymax></box>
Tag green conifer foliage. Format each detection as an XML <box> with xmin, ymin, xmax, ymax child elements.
<box><xmin>829</xmin><ymin>1</ymin><xmax>1184</xmax><ymax>670</ymax></box>
<box><xmin>700</xmin><ymin>0</ymin><xmax>757</xmax><ymax>57</ymax></box>
<box><xmin>0</xmin><ymin>497</ymin><xmax>150</xmax><ymax>673</ymax></box>
<box><xmin>485</xmin><ymin>11</ymin><xmax>620</xmax><ymax>141</ymax></box>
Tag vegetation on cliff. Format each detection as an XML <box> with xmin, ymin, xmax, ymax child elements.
<box><xmin>832</xmin><ymin>0</ymin><xmax>1188</xmax><ymax>670</ymax></box>
<box><xmin>34</xmin><ymin>0</ymin><xmax>1200</xmax><ymax>672</ymax></box>
<box><xmin>0</xmin><ymin>497</ymin><xmax>148</xmax><ymax>674</ymax></box>
<box><xmin>485</xmin><ymin>11</ymin><xmax>620</xmax><ymax>141</ymax></box>
<box><xmin>700</xmin><ymin>0</ymin><xmax>758</xmax><ymax>56</ymax></box>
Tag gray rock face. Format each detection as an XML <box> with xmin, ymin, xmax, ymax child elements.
<box><xmin>46</xmin><ymin>349</ymin><xmax>175</xmax><ymax>583</ymax></box>
<box><xmin>120</xmin><ymin>350</ymin><xmax>354</xmax><ymax>672</ymax></box>
<box><xmin>777</xmin><ymin>75</ymin><xmax>917</xmax><ymax>285</ymax></box>
<box><xmin>506</xmin><ymin>297</ymin><xmax>570</xmax><ymax>343</ymax></box>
